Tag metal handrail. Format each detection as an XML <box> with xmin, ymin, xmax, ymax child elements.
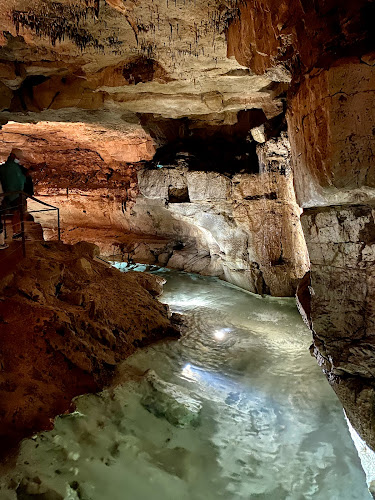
<box><xmin>0</xmin><ymin>191</ymin><xmax>59</xmax><ymax>210</ymax></box>
<box><xmin>0</xmin><ymin>190</ymin><xmax>28</xmax><ymax>200</ymax></box>
<box><xmin>0</xmin><ymin>191</ymin><xmax>61</xmax><ymax>257</ymax></box>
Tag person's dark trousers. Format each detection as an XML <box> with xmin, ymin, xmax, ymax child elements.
<box><xmin>0</xmin><ymin>210</ymin><xmax>5</xmax><ymax>245</ymax></box>
<box><xmin>0</xmin><ymin>202</ymin><xmax>4</xmax><ymax>235</ymax></box>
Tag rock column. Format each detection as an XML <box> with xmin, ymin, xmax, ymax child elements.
<box><xmin>288</xmin><ymin>56</ymin><xmax>375</xmax><ymax>448</ymax></box>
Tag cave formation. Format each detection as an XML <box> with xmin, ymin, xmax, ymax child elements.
<box><xmin>0</xmin><ymin>0</ymin><xmax>375</xmax><ymax>495</ymax></box>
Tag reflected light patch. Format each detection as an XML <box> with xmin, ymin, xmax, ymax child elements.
<box><xmin>168</xmin><ymin>295</ymin><xmax>210</xmax><ymax>308</ymax></box>
<box><xmin>181</xmin><ymin>363</ymin><xmax>199</xmax><ymax>381</ymax></box>
<box><xmin>180</xmin><ymin>362</ymin><xmax>251</xmax><ymax>401</ymax></box>
<box><xmin>214</xmin><ymin>330</ymin><xmax>226</xmax><ymax>340</ymax></box>
<box><xmin>214</xmin><ymin>327</ymin><xmax>232</xmax><ymax>341</ymax></box>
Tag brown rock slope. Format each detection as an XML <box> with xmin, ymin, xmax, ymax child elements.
<box><xmin>0</xmin><ymin>241</ymin><xmax>178</xmax><ymax>458</ymax></box>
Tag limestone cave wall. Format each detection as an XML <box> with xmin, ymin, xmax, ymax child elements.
<box><xmin>227</xmin><ymin>0</ymin><xmax>375</xmax><ymax>451</ymax></box>
<box><xmin>0</xmin><ymin>0</ymin><xmax>309</xmax><ymax>297</ymax></box>
<box><xmin>0</xmin><ymin>113</ymin><xmax>148</xmax><ymax>239</ymax></box>
<box><xmin>134</xmin><ymin>133</ymin><xmax>308</xmax><ymax>296</ymax></box>
<box><xmin>289</xmin><ymin>57</ymin><xmax>375</xmax><ymax>450</ymax></box>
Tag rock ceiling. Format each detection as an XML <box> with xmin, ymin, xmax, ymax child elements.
<box><xmin>0</xmin><ymin>0</ymin><xmax>285</xmax><ymax>123</ymax></box>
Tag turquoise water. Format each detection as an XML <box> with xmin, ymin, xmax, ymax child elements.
<box><xmin>0</xmin><ymin>268</ymin><xmax>370</xmax><ymax>499</ymax></box>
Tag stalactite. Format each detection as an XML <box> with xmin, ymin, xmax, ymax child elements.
<box><xmin>94</xmin><ymin>0</ymin><xmax>100</xmax><ymax>19</ymax></box>
<box><xmin>11</xmin><ymin>1</ymin><xmax>103</xmax><ymax>51</ymax></box>
<box><xmin>12</xmin><ymin>0</ymin><xmax>244</xmax><ymax>72</ymax></box>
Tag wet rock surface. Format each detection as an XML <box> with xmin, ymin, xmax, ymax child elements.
<box><xmin>0</xmin><ymin>241</ymin><xmax>178</xmax><ymax>458</ymax></box>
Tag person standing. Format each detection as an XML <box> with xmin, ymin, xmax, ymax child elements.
<box><xmin>0</xmin><ymin>148</ymin><xmax>33</xmax><ymax>240</ymax></box>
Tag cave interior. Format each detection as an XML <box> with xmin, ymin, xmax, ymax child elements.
<box><xmin>1</xmin><ymin>0</ymin><xmax>375</xmax><ymax>496</ymax></box>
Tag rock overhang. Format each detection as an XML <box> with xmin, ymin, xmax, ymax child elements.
<box><xmin>0</xmin><ymin>0</ymin><xmax>286</xmax><ymax>125</ymax></box>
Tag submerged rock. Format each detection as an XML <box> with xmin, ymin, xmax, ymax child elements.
<box><xmin>16</xmin><ymin>477</ymin><xmax>64</xmax><ymax>500</ymax></box>
<box><xmin>141</xmin><ymin>370</ymin><xmax>201</xmax><ymax>427</ymax></box>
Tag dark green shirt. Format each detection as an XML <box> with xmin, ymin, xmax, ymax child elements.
<box><xmin>0</xmin><ymin>159</ymin><xmax>26</xmax><ymax>202</ymax></box>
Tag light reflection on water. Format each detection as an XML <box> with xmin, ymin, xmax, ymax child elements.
<box><xmin>0</xmin><ymin>266</ymin><xmax>371</xmax><ymax>500</ymax></box>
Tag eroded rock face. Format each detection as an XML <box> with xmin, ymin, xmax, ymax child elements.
<box><xmin>0</xmin><ymin>240</ymin><xmax>178</xmax><ymax>457</ymax></box>
<box><xmin>134</xmin><ymin>134</ymin><xmax>309</xmax><ymax>296</ymax></box>
<box><xmin>301</xmin><ymin>205</ymin><xmax>375</xmax><ymax>450</ymax></box>
<box><xmin>280</xmin><ymin>55</ymin><xmax>375</xmax><ymax>450</ymax></box>
<box><xmin>287</xmin><ymin>58</ymin><xmax>375</xmax><ymax>450</ymax></box>
<box><xmin>227</xmin><ymin>0</ymin><xmax>373</xmax><ymax>83</ymax></box>
<box><xmin>0</xmin><ymin>0</ymin><xmax>284</xmax><ymax>121</ymax></box>
<box><xmin>288</xmin><ymin>58</ymin><xmax>375</xmax><ymax>208</ymax></box>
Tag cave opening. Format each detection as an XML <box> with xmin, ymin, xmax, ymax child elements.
<box><xmin>140</xmin><ymin>109</ymin><xmax>278</xmax><ymax>176</ymax></box>
<box><xmin>167</xmin><ymin>185</ymin><xmax>190</xmax><ymax>203</ymax></box>
<box><xmin>152</xmin><ymin>134</ymin><xmax>260</xmax><ymax>176</ymax></box>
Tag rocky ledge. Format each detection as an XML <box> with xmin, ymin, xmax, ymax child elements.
<box><xmin>300</xmin><ymin>204</ymin><xmax>375</xmax><ymax>451</ymax></box>
<box><xmin>0</xmin><ymin>241</ymin><xmax>179</xmax><ymax>459</ymax></box>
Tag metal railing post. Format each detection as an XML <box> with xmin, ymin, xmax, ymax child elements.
<box><xmin>1</xmin><ymin>191</ymin><xmax>61</xmax><ymax>245</ymax></box>
<box><xmin>2</xmin><ymin>208</ymin><xmax>7</xmax><ymax>240</ymax></box>
<box><xmin>19</xmin><ymin>193</ymin><xmax>26</xmax><ymax>257</ymax></box>
<box><xmin>57</xmin><ymin>207</ymin><xmax>61</xmax><ymax>241</ymax></box>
